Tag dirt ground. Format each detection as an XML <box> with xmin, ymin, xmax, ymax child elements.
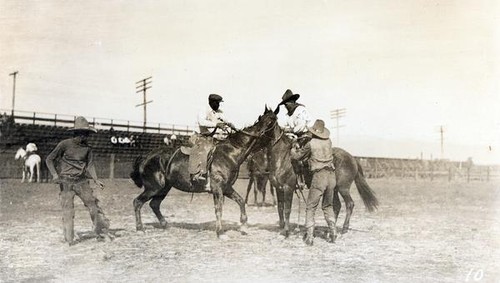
<box><xmin>1</xmin><ymin>178</ymin><xmax>499</xmax><ymax>283</ymax></box>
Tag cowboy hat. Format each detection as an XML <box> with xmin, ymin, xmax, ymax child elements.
<box><xmin>68</xmin><ymin>116</ymin><xmax>97</xmax><ymax>133</ymax></box>
<box><xmin>208</xmin><ymin>94</ymin><xmax>224</xmax><ymax>102</ymax></box>
<box><xmin>280</xmin><ymin>89</ymin><xmax>300</xmax><ymax>105</ymax></box>
<box><xmin>307</xmin><ymin>119</ymin><xmax>330</xmax><ymax>139</ymax></box>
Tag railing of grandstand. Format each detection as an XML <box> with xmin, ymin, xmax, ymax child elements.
<box><xmin>0</xmin><ymin>109</ymin><xmax>195</xmax><ymax>135</ymax></box>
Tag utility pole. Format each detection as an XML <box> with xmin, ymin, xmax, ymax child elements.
<box><xmin>9</xmin><ymin>71</ymin><xmax>18</xmax><ymax>115</ymax></box>
<box><xmin>135</xmin><ymin>76</ymin><xmax>153</xmax><ymax>132</ymax></box>
<box><xmin>439</xmin><ymin>125</ymin><xmax>445</xmax><ymax>160</ymax></box>
<box><xmin>330</xmin><ymin>108</ymin><xmax>346</xmax><ymax>146</ymax></box>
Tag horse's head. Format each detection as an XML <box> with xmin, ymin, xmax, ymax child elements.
<box><xmin>243</xmin><ymin>106</ymin><xmax>278</xmax><ymax>151</ymax></box>
<box><xmin>26</xmin><ymin>143</ymin><xmax>38</xmax><ymax>153</ymax></box>
<box><xmin>15</xmin><ymin>147</ymin><xmax>26</xmax><ymax>160</ymax></box>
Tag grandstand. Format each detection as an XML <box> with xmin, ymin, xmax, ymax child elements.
<box><xmin>0</xmin><ymin>110</ymin><xmax>193</xmax><ymax>179</ymax></box>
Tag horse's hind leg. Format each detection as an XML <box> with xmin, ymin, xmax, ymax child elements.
<box><xmin>338</xmin><ymin>187</ymin><xmax>354</xmax><ymax>234</ymax></box>
<box><xmin>149</xmin><ymin>186</ymin><xmax>171</xmax><ymax>228</ymax></box>
<box><xmin>244</xmin><ymin>176</ymin><xmax>253</xmax><ymax>204</ymax></box>
<box><xmin>332</xmin><ymin>188</ymin><xmax>341</xmax><ymax>226</ymax></box>
<box><xmin>133</xmin><ymin>187</ymin><xmax>161</xmax><ymax>231</ymax></box>
<box><xmin>224</xmin><ymin>187</ymin><xmax>249</xmax><ymax>235</ymax></box>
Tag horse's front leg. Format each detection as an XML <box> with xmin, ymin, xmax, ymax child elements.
<box><xmin>224</xmin><ymin>187</ymin><xmax>248</xmax><ymax>235</ymax></box>
<box><xmin>21</xmin><ymin>168</ymin><xmax>26</xmax><ymax>183</ymax></box>
<box><xmin>282</xmin><ymin>185</ymin><xmax>294</xmax><ymax>238</ymax></box>
<box><xmin>28</xmin><ymin>167</ymin><xmax>34</xmax><ymax>183</ymax></box>
<box><xmin>211</xmin><ymin>179</ymin><xmax>225</xmax><ymax>239</ymax></box>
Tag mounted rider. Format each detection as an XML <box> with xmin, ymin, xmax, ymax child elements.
<box><xmin>188</xmin><ymin>94</ymin><xmax>234</xmax><ymax>190</ymax></box>
<box><xmin>278</xmin><ymin>89</ymin><xmax>314</xmax><ymax>189</ymax></box>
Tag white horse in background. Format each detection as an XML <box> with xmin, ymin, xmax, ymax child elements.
<box><xmin>15</xmin><ymin>143</ymin><xmax>42</xmax><ymax>183</ymax></box>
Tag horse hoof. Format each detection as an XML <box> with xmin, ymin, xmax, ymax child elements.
<box><xmin>341</xmin><ymin>228</ymin><xmax>349</xmax><ymax>234</ymax></box>
<box><xmin>160</xmin><ymin>221</ymin><xmax>168</xmax><ymax>229</ymax></box>
<box><xmin>218</xmin><ymin>234</ymin><xmax>230</xmax><ymax>241</ymax></box>
<box><xmin>280</xmin><ymin>230</ymin><xmax>290</xmax><ymax>238</ymax></box>
<box><xmin>240</xmin><ymin>225</ymin><xmax>249</xmax><ymax>235</ymax></box>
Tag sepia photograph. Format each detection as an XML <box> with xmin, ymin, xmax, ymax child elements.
<box><xmin>0</xmin><ymin>1</ymin><xmax>499</xmax><ymax>282</ymax></box>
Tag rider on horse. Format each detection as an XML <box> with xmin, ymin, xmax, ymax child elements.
<box><xmin>189</xmin><ymin>94</ymin><xmax>234</xmax><ymax>190</ymax></box>
<box><xmin>279</xmin><ymin>89</ymin><xmax>314</xmax><ymax>190</ymax></box>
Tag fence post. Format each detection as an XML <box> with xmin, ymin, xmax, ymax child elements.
<box><xmin>430</xmin><ymin>164</ymin><xmax>434</xmax><ymax>181</ymax></box>
<box><xmin>32</xmin><ymin>112</ymin><xmax>36</xmax><ymax>125</ymax></box>
<box><xmin>109</xmin><ymin>153</ymin><xmax>115</xmax><ymax>180</ymax></box>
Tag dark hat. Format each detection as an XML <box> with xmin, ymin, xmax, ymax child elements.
<box><xmin>280</xmin><ymin>89</ymin><xmax>300</xmax><ymax>104</ymax></box>
<box><xmin>208</xmin><ymin>94</ymin><xmax>224</xmax><ymax>102</ymax></box>
<box><xmin>68</xmin><ymin>116</ymin><xmax>97</xmax><ymax>133</ymax></box>
<box><xmin>307</xmin><ymin>119</ymin><xmax>330</xmax><ymax>139</ymax></box>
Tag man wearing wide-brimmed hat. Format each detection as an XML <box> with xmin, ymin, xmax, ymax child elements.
<box><xmin>279</xmin><ymin>89</ymin><xmax>313</xmax><ymax>135</ymax></box>
<box><xmin>46</xmin><ymin>116</ymin><xmax>111</xmax><ymax>245</ymax></box>
<box><xmin>291</xmin><ymin>119</ymin><xmax>336</xmax><ymax>246</ymax></box>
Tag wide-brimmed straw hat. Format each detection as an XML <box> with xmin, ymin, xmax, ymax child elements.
<box><xmin>307</xmin><ymin>119</ymin><xmax>330</xmax><ymax>139</ymax></box>
<box><xmin>68</xmin><ymin>116</ymin><xmax>97</xmax><ymax>133</ymax></box>
<box><xmin>280</xmin><ymin>89</ymin><xmax>300</xmax><ymax>104</ymax></box>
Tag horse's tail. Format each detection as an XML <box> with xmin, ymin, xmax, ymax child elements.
<box><xmin>354</xmin><ymin>159</ymin><xmax>379</xmax><ymax>212</ymax></box>
<box><xmin>130</xmin><ymin>155</ymin><xmax>144</xmax><ymax>188</ymax></box>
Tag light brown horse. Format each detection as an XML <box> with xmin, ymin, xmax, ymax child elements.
<box><xmin>267</xmin><ymin>125</ymin><xmax>379</xmax><ymax>238</ymax></box>
<box><xmin>130</xmin><ymin>107</ymin><xmax>278</xmax><ymax>238</ymax></box>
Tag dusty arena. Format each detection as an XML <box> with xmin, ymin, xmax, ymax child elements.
<box><xmin>1</xmin><ymin>178</ymin><xmax>498</xmax><ymax>282</ymax></box>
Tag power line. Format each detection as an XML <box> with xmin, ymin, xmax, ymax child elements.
<box><xmin>135</xmin><ymin>76</ymin><xmax>153</xmax><ymax>132</ymax></box>
<box><xmin>330</xmin><ymin>108</ymin><xmax>346</xmax><ymax>146</ymax></box>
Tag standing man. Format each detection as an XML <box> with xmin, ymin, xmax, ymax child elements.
<box><xmin>291</xmin><ymin>119</ymin><xmax>336</xmax><ymax>246</ymax></box>
<box><xmin>46</xmin><ymin>116</ymin><xmax>111</xmax><ymax>245</ymax></box>
<box><xmin>189</xmin><ymin>94</ymin><xmax>233</xmax><ymax>189</ymax></box>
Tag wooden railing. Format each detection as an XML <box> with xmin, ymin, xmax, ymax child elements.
<box><xmin>0</xmin><ymin>109</ymin><xmax>195</xmax><ymax>135</ymax></box>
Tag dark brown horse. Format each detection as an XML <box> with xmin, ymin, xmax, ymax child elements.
<box><xmin>130</xmin><ymin>107</ymin><xmax>278</xmax><ymax>238</ymax></box>
<box><xmin>267</xmin><ymin>125</ymin><xmax>379</xmax><ymax>237</ymax></box>
<box><xmin>244</xmin><ymin>149</ymin><xmax>276</xmax><ymax>206</ymax></box>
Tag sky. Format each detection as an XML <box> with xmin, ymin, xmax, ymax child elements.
<box><xmin>0</xmin><ymin>0</ymin><xmax>499</xmax><ymax>164</ymax></box>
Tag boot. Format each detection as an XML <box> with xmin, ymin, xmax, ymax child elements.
<box><xmin>327</xmin><ymin>222</ymin><xmax>337</xmax><ymax>243</ymax></box>
<box><xmin>303</xmin><ymin>227</ymin><xmax>314</xmax><ymax>246</ymax></box>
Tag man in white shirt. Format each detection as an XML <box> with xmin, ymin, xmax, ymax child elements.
<box><xmin>280</xmin><ymin>89</ymin><xmax>314</xmax><ymax>135</ymax></box>
<box><xmin>279</xmin><ymin>89</ymin><xmax>315</xmax><ymax>190</ymax></box>
<box><xmin>189</xmin><ymin>94</ymin><xmax>233</xmax><ymax>190</ymax></box>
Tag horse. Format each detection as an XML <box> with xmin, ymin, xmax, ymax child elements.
<box><xmin>267</xmin><ymin>125</ymin><xmax>379</xmax><ymax>238</ymax></box>
<box><xmin>244</xmin><ymin>149</ymin><xmax>276</xmax><ymax>206</ymax></box>
<box><xmin>15</xmin><ymin>143</ymin><xmax>42</xmax><ymax>183</ymax></box>
<box><xmin>130</xmin><ymin>107</ymin><xmax>278</xmax><ymax>238</ymax></box>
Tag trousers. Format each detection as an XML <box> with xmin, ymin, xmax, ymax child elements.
<box><xmin>188</xmin><ymin>134</ymin><xmax>214</xmax><ymax>176</ymax></box>
<box><xmin>59</xmin><ymin>180</ymin><xmax>110</xmax><ymax>243</ymax></box>
<box><xmin>305</xmin><ymin>168</ymin><xmax>336</xmax><ymax>229</ymax></box>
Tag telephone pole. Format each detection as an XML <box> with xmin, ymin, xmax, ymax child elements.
<box><xmin>9</xmin><ymin>71</ymin><xmax>18</xmax><ymax>115</ymax></box>
<box><xmin>439</xmin><ymin>125</ymin><xmax>445</xmax><ymax>160</ymax></box>
<box><xmin>330</xmin><ymin>108</ymin><xmax>346</xmax><ymax>146</ymax></box>
<box><xmin>135</xmin><ymin>76</ymin><xmax>153</xmax><ymax>132</ymax></box>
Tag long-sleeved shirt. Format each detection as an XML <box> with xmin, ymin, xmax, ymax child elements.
<box><xmin>45</xmin><ymin>138</ymin><xmax>98</xmax><ymax>181</ymax></box>
<box><xmin>284</xmin><ymin>105</ymin><xmax>313</xmax><ymax>134</ymax></box>
<box><xmin>291</xmin><ymin>137</ymin><xmax>334</xmax><ymax>172</ymax></box>
<box><xmin>197</xmin><ymin>106</ymin><xmax>229</xmax><ymax>139</ymax></box>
